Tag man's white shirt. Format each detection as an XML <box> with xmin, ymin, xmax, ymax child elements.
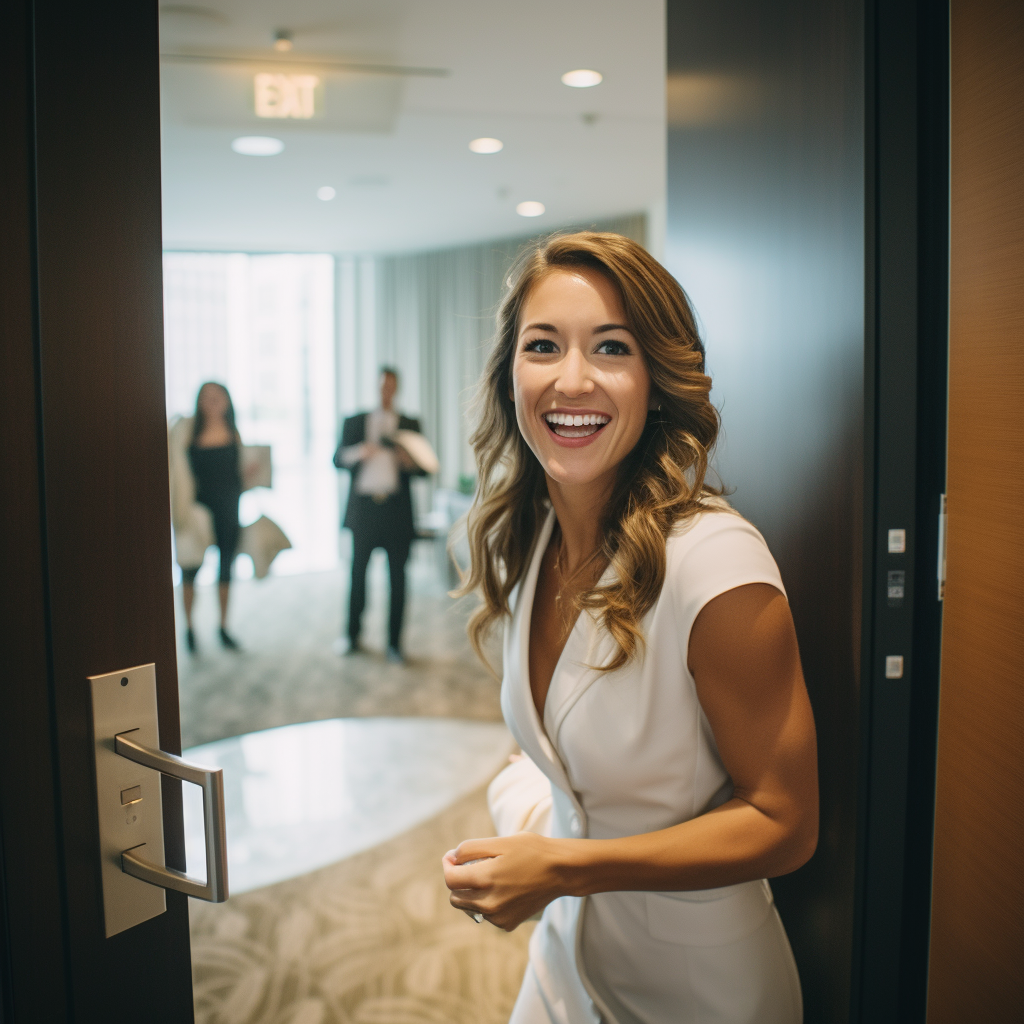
<box><xmin>342</xmin><ymin>408</ymin><xmax>400</xmax><ymax>497</ymax></box>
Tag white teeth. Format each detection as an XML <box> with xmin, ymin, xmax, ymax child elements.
<box><xmin>544</xmin><ymin>412</ymin><xmax>610</xmax><ymax>426</ymax></box>
<box><xmin>544</xmin><ymin>411</ymin><xmax>611</xmax><ymax>435</ymax></box>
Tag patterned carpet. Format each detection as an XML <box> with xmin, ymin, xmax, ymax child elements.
<box><xmin>177</xmin><ymin>547</ymin><xmax>503</xmax><ymax>749</ymax></box>
<box><xmin>189</xmin><ymin>785</ymin><xmax>532</xmax><ymax>1024</ymax></box>
<box><xmin>178</xmin><ymin>550</ymin><xmax>525</xmax><ymax>1024</ymax></box>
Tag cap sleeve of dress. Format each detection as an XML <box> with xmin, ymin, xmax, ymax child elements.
<box><xmin>666</xmin><ymin>508</ymin><xmax>787</xmax><ymax>657</ymax></box>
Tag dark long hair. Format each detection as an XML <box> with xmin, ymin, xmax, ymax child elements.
<box><xmin>191</xmin><ymin>382</ymin><xmax>239</xmax><ymax>446</ymax></box>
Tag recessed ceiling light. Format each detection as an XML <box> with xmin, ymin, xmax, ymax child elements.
<box><xmin>317</xmin><ymin>186</ymin><xmax>336</xmax><ymax>201</ymax></box>
<box><xmin>231</xmin><ymin>136</ymin><xmax>284</xmax><ymax>156</ymax></box>
<box><xmin>516</xmin><ymin>201</ymin><xmax>545</xmax><ymax>218</ymax></box>
<box><xmin>273</xmin><ymin>30</ymin><xmax>293</xmax><ymax>52</ymax></box>
<box><xmin>469</xmin><ymin>137</ymin><xmax>503</xmax><ymax>154</ymax></box>
<box><xmin>561</xmin><ymin>69</ymin><xmax>603</xmax><ymax>88</ymax></box>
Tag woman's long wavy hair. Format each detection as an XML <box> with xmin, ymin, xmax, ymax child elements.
<box><xmin>456</xmin><ymin>231</ymin><xmax>721</xmax><ymax>673</ymax></box>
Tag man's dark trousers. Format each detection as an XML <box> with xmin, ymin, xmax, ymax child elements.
<box><xmin>347</xmin><ymin>501</ymin><xmax>411</xmax><ymax>649</ymax></box>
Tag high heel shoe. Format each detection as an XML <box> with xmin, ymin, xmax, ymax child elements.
<box><xmin>219</xmin><ymin>627</ymin><xmax>240</xmax><ymax>651</ymax></box>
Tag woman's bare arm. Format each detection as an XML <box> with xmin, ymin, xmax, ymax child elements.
<box><xmin>443</xmin><ymin>583</ymin><xmax>818</xmax><ymax>930</ymax></box>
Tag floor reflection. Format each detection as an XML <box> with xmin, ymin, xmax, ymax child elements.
<box><xmin>183</xmin><ymin>717</ymin><xmax>515</xmax><ymax>893</ymax></box>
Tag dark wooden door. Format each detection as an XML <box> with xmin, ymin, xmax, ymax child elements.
<box><xmin>927</xmin><ymin>1</ymin><xmax>1024</xmax><ymax>1020</ymax></box>
<box><xmin>0</xmin><ymin>1</ymin><xmax>194</xmax><ymax>1021</ymax></box>
<box><xmin>665</xmin><ymin>1</ymin><xmax>950</xmax><ymax>1020</ymax></box>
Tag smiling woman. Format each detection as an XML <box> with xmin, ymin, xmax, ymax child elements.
<box><xmin>512</xmin><ymin>267</ymin><xmax>654</xmax><ymax>493</ymax></box>
<box><xmin>460</xmin><ymin>232</ymin><xmax>719</xmax><ymax>670</ymax></box>
<box><xmin>445</xmin><ymin>232</ymin><xmax>818</xmax><ymax>1024</ymax></box>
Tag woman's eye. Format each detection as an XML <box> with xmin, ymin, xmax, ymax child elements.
<box><xmin>596</xmin><ymin>339</ymin><xmax>631</xmax><ymax>355</ymax></box>
<box><xmin>524</xmin><ymin>339</ymin><xmax>558</xmax><ymax>354</ymax></box>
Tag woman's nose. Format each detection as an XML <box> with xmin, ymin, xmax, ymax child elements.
<box><xmin>555</xmin><ymin>349</ymin><xmax>594</xmax><ymax>397</ymax></box>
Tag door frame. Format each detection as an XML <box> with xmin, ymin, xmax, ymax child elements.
<box><xmin>1</xmin><ymin>1</ymin><xmax>954</xmax><ymax>1021</ymax></box>
<box><xmin>855</xmin><ymin>0</ymin><xmax>949</xmax><ymax>1021</ymax></box>
<box><xmin>0</xmin><ymin>1</ymin><xmax>194</xmax><ymax>1020</ymax></box>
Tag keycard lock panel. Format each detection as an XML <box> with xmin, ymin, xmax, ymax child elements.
<box><xmin>89</xmin><ymin>663</ymin><xmax>167</xmax><ymax>937</ymax></box>
<box><xmin>90</xmin><ymin>662</ymin><xmax>228</xmax><ymax>938</ymax></box>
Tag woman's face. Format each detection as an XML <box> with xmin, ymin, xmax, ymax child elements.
<box><xmin>511</xmin><ymin>268</ymin><xmax>653</xmax><ymax>493</ymax></box>
<box><xmin>198</xmin><ymin>384</ymin><xmax>229</xmax><ymax>419</ymax></box>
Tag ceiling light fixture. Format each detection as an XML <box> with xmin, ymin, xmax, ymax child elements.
<box><xmin>273</xmin><ymin>30</ymin><xmax>293</xmax><ymax>52</ymax></box>
<box><xmin>561</xmin><ymin>69</ymin><xmax>603</xmax><ymax>88</ymax></box>
<box><xmin>317</xmin><ymin>186</ymin><xmax>336</xmax><ymax>201</ymax></box>
<box><xmin>516</xmin><ymin>201</ymin><xmax>545</xmax><ymax>218</ymax></box>
<box><xmin>469</xmin><ymin>137</ymin><xmax>503</xmax><ymax>154</ymax></box>
<box><xmin>231</xmin><ymin>136</ymin><xmax>284</xmax><ymax>156</ymax></box>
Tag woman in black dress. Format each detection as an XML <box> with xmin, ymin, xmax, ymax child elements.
<box><xmin>182</xmin><ymin>382</ymin><xmax>243</xmax><ymax>651</ymax></box>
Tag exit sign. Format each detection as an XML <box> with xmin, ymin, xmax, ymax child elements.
<box><xmin>254</xmin><ymin>73</ymin><xmax>319</xmax><ymax>119</ymax></box>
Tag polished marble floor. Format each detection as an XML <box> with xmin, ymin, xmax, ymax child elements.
<box><xmin>183</xmin><ymin>717</ymin><xmax>515</xmax><ymax>893</ymax></box>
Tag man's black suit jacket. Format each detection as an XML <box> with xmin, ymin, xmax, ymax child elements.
<box><xmin>333</xmin><ymin>412</ymin><xmax>427</xmax><ymax>544</ymax></box>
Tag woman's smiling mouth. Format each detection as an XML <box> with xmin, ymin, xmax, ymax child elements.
<box><xmin>543</xmin><ymin>411</ymin><xmax>611</xmax><ymax>439</ymax></box>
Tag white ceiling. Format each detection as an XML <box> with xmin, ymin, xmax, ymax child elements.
<box><xmin>159</xmin><ymin>0</ymin><xmax>666</xmax><ymax>254</ymax></box>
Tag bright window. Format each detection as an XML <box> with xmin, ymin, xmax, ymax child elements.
<box><xmin>163</xmin><ymin>252</ymin><xmax>338</xmax><ymax>578</ymax></box>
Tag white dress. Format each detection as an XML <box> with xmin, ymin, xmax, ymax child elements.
<box><xmin>498</xmin><ymin>503</ymin><xmax>803</xmax><ymax>1024</ymax></box>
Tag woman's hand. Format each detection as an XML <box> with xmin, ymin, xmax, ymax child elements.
<box><xmin>442</xmin><ymin>832</ymin><xmax>569</xmax><ymax>931</ymax></box>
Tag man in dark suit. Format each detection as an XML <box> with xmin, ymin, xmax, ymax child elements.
<box><xmin>333</xmin><ymin>367</ymin><xmax>429</xmax><ymax>662</ymax></box>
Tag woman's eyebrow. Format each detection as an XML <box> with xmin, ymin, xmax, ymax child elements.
<box><xmin>520</xmin><ymin>321</ymin><xmax>631</xmax><ymax>334</ymax></box>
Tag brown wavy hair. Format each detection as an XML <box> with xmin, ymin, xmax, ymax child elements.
<box><xmin>456</xmin><ymin>231</ymin><xmax>721</xmax><ymax>672</ymax></box>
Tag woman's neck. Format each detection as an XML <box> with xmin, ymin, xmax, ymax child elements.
<box><xmin>196</xmin><ymin>414</ymin><xmax>232</xmax><ymax>443</ymax></box>
<box><xmin>545</xmin><ymin>475</ymin><xmax>613</xmax><ymax>573</ymax></box>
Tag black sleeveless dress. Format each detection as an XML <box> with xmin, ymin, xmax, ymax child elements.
<box><xmin>187</xmin><ymin>443</ymin><xmax>242</xmax><ymax>582</ymax></box>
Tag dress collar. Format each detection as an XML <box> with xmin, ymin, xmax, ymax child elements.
<box><xmin>506</xmin><ymin>507</ymin><xmax>621</xmax><ymax>794</ymax></box>
<box><xmin>505</xmin><ymin>508</ymin><xmax>577</xmax><ymax>797</ymax></box>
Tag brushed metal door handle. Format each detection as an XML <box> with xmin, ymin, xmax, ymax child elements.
<box><xmin>115</xmin><ymin>731</ymin><xmax>229</xmax><ymax>903</ymax></box>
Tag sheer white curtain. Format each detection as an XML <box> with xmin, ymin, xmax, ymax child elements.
<box><xmin>335</xmin><ymin>214</ymin><xmax>647</xmax><ymax>501</ymax></box>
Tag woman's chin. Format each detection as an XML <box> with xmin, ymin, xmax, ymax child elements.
<box><xmin>543</xmin><ymin>458</ymin><xmax>613</xmax><ymax>491</ymax></box>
